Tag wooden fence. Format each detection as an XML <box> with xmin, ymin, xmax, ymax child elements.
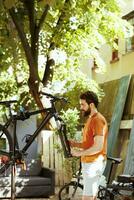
<box><xmin>40</xmin><ymin>130</ymin><xmax>73</xmax><ymax>186</ymax></box>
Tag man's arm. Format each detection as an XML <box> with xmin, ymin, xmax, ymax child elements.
<box><xmin>69</xmin><ymin>140</ymin><xmax>83</xmax><ymax>148</ymax></box>
<box><xmin>71</xmin><ymin>135</ymin><xmax>104</xmax><ymax>157</ymax></box>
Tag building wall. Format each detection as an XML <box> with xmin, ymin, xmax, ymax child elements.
<box><xmin>121</xmin><ymin>0</ymin><xmax>134</xmax><ymax>16</ymax></box>
<box><xmin>13</xmin><ymin>116</ymin><xmax>38</xmax><ymax>159</ymax></box>
<box><xmin>92</xmin><ymin>44</ymin><xmax>134</xmax><ymax>83</ymax></box>
<box><xmin>84</xmin><ymin>0</ymin><xmax>134</xmax><ymax>84</ymax></box>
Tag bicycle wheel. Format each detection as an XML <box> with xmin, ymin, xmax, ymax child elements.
<box><xmin>97</xmin><ymin>186</ymin><xmax>112</xmax><ymax>200</ymax></box>
<box><xmin>59</xmin><ymin>181</ymin><xmax>83</xmax><ymax>200</ymax></box>
<box><xmin>0</xmin><ymin>124</ymin><xmax>13</xmax><ymax>174</ymax></box>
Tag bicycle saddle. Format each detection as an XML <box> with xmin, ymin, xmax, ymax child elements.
<box><xmin>107</xmin><ymin>156</ymin><xmax>123</xmax><ymax>164</ymax></box>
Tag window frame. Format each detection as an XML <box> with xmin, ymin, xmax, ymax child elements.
<box><xmin>110</xmin><ymin>39</ymin><xmax>119</xmax><ymax>63</ymax></box>
<box><xmin>123</xmin><ymin>11</ymin><xmax>134</xmax><ymax>53</ymax></box>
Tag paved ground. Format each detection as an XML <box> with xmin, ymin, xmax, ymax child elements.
<box><xmin>1</xmin><ymin>197</ymin><xmax>58</xmax><ymax>200</ymax></box>
<box><xmin>1</xmin><ymin>194</ymin><xmax>59</xmax><ymax>200</ymax></box>
<box><xmin>0</xmin><ymin>198</ymin><xmax>57</xmax><ymax>200</ymax></box>
<box><xmin>1</xmin><ymin>188</ymin><xmax>133</xmax><ymax>200</ymax></box>
<box><xmin>0</xmin><ymin>187</ymin><xmax>60</xmax><ymax>200</ymax></box>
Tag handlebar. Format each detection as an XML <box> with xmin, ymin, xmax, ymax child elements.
<box><xmin>0</xmin><ymin>100</ymin><xmax>18</xmax><ymax>107</ymax></box>
<box><xmin>0</xmin><ymin>93</ymin><xmax>68</xmax><ymax>121</ymax></box>
<box><xmin>15</xmin><ymin>92</ymin><xmax>68</xmax><ymax>121</ymax></box>
<box><xmin>40</xmin><ymin>91</ymin><xmax>68</xmax><ymax>103</ymax></box>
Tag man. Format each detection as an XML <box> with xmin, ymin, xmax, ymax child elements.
<box><xmin>69</xmin><ymin>91</ymin><xmax>108</xmax><ymax>200</ymax></box>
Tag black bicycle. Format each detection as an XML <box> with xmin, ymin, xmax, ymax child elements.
<box><xmin>59</xmin><ymin>156</ymin><xmax>134</xmax><ymax>200</ymax></box>
<box><xmin>98</xmin><ymin>157</ymin><xmax>134</xmax><ymax>200</ymax></box>
<box><xmin>0</xmin><ymin>92</ymin><xmax>71</xmax><ymax>199</ymax></box>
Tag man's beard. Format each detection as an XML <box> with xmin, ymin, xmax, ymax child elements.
<box><xmin>81</xmin><ymin>108</ymin><xmax>91</xmax><ymax>117</ymax></box>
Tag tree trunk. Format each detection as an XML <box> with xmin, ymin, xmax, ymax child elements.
<box><xmin>8</xmin><ymin>6</ymin><xmax>44</xmax><ymax>110</ymax></box>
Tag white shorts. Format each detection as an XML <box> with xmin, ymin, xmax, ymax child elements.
<box><xmin>82</xmin><ymin>156</ymin><xmax>106</xmax><ymax>196</ymax></box>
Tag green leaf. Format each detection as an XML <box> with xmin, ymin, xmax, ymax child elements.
<box><xmin>4</xmin><ymin>0</ymin><xmax>15</xmax><ymax>9</ymax></box>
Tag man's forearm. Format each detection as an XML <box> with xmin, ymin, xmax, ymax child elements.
<box><xmin>79</xmin><ymin>143</ymin><xmax>101</xmax><ymax>156</ymax></box>
<box><xmin>71</xmin><ymin>135</ymin><xmax>104</xmax><ymax>157</ymax></box>
<box><xmin>69</xmin><ymin>140</ymin><xmax>83</xmax><ymax>148</ymax></box>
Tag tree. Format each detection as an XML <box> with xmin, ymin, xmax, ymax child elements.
<box><xmin>0</xmin><ymin>0</ymin><xmax>132</xmax><ymax>108</ymax></box>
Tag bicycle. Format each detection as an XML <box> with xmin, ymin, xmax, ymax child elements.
<box><xmin>58</xmin><ymin>156</ymin><xmax>134</xmax><ymax>200</ymax></box>
<box><xmin>58</xmin><ymin>161</ymin><xmax>83</xmax><ymax>200</ymax></box>
<box><xmin>98</xmin><ymin>157</ymin><xmax>134</xmax><ymax>200</ymax></box>
<box><xmin>0</xmin><ymin>92</ymin><xmax>71</xmax><ymax>199</ymax></box>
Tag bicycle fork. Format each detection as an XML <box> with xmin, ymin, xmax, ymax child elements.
<box><xmin>72</xmin><ymin>182</ymin><xmax>79</xmax><ymax>198</ymax></box>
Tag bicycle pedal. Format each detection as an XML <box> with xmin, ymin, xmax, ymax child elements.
<box><xmin>0</xmin><ymin>156</ymin><xmax>10</xmax><ymax>164</ymax></box>
<box><xmin>16</xmin><ymin>159</ymin><xmax>26</xmax><ymax>170</ymax></box>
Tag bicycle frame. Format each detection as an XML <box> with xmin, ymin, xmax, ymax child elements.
<box><xmin>0</xmin><ymin>105</ymin><xmax>71</xmax><ymax>159</ymax></box>
<box><xmin>21</xmin><ymin>107</ymin><xmax>56</xmax><ymax>154</ymax></box>
<box><xmin>21</xmin><ymin>107</ymin><xmax>71</xmax><ymax>158</ymax></box>
<box><xmin>0</xmin><ymin>92</ymin><xmax>73</xmax><ymax>161</ymax></box>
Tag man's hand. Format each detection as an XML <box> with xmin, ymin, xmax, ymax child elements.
<box><xmin>69</xmin><ymin>140</ymin><xmax>76</xmax><ymax>147</ymax></box>
<box><xmin>71</xmin><ymin>149</ymin><xmax>82</xmax><ymax>157</ymax></box>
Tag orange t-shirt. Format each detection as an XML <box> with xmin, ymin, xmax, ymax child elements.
<box><xmin>79</xmin><ymin>112</ymin><xmax>108</xmax><ymax>163</ymax></box>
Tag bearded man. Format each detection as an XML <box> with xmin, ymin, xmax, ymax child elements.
<box><xmin>69</xmin><ymin>91</ymin><xmax>108</xmax><ymax>200</ymax></box>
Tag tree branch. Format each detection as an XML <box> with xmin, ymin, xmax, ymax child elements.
<box><xmin>23</xmin><ymin>0</ymin><xmax>35</xmax><ymax>39</ymax></box>
<box><xmin>8</xmin><ymin>9</ymin><xmax>31</xmax><ymax>63</ymax></box>
<box><xmin>22</xmin><ymin>2</ymin><xmax>50</xmax><ymax>67</ymax></box>
<box><xmin>37</xmin><ymin>4</ymin><xmax>50</xmax><ymax>33</ymax></box>
<box><xmin>42</xmin><ymin>0</ymin><xmax>69</xmax><ymax>86</ymax></box>
<box><xmin>23</xmin><ymin>0</ymin><xmax>38</xmax><ymax>62</ymax></box>
<box><xmin>42</xmin><ymin>57</ymin><xmax>55</xmax><ymax>85</ymax></box>
<box><xmin>8</xmin><ymin>8</ymin><xmax>39</xmax><ymax>82</ymax></box>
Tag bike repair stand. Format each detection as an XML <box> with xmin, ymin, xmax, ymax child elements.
<box><xmin>11</xmin><ymin>162</ymin><xmax>16</xmax><ymax>200</ymax></box>
<box><xmin>11</xmin><ymin>119</ymin><xmax>17</xmax><ymax>200</ymax></box>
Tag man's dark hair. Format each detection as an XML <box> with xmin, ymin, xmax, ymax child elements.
<box><xmin>80</xmin><ymin>91</ymin><xmax>99</xmax><ymax>108</ymax></box>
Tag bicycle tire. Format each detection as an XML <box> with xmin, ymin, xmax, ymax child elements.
<box><xmin>0</xmin><ymin>124</ymin><xmax>13</xmax><ymax>174</ymax></box>
<box><xmin>98</xmin><ymin>186</ymin><xmax>114</xmax><ymax>200</ymax></box>
<box><xmin>58</xmin><ymin>181</ymin><xmax>83</xmax><ymax>200</ymax></box>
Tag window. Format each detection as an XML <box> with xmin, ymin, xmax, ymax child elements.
<box><xmin>110</xmin><ymin>39</ymin><xmax>119</xmax><ymax>63</ymax></box>
<box><xmin>123</xmin><ymin>11</ymin><xmax>134</xmax><ymax>53</ymax></box>
<box><xmin>92</xmin><ymin>58</ymin><xmax>97</xmax><ymax>70</ymax></box>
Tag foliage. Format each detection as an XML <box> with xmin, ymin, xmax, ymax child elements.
<box><xmin>0</xmin><ymin>60</ymin><xmax>35</xmax><ymax>114</ymax></box>
<box><xmin>44</xmin><ymin>57</ymin><xmax>104</xmax><ymax>110</ymax></box>
<box><xmin>0</xmin><ymin>0</ymin><xmax>132</xmax><ymax>108</ymax></box>
<box><xmin>54</xmin><ymin>107</ymin><xmax>81</xmax><ymax>177</ymax></box>
<box><xmin>53</xmin><ymin>108</ymin><xmax>79</xmax><ymax>151</ymax></box>
<box><xmin>60</xmin><ymin>108</ymin><xmax>80</xmax><ymax>139</ymax></box>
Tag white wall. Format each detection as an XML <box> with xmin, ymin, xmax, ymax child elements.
<box><xmin>121</xmin><ymin>0</ymin><xmax>134</xmax><ymax>16</ymax></box>
<box><xmin>13</xmin><ymin>116</ymin><xmax>38</xmax><ymax>159</ymax></box>
<box><xmin>80</xmin><ymin>0</ymin><xmax>134</xmax><ymax>84</ymax></box>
